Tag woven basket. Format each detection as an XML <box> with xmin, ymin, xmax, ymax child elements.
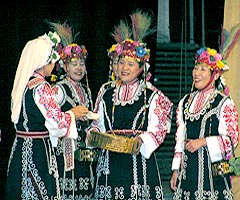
<box><xmin>88</xmin><ymin>131</ymin><xmax>138</xmax><ymax>154</ymax></box>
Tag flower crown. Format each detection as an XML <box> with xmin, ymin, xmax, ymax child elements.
<box><xmin>108</xmin><ymin>39</ymin><xmax>150</xmax><ymax>62</ymax></box>
<box><xmin>195</xmin><ymin>47</ymin><xmax>229</xmax><ymax>72</ymax></box>
<box><xmin>59</xmin><ymin>43</ymin><xmax>88</xmax><ymax>63</ymax></box>
<box><xmin>47</xmin><ymin>31</ymin><xmax>61</xmax><ymax>63</ymax></box>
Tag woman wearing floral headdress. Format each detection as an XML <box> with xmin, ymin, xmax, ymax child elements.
<box><xmin>49</xmin><ymin>22</ymin><xmax>100</xmax><ymax>199</ymax></box>
<box><xmin>86</xmin><ymin>10</ymin><xmax>173</xmax><ymax>200</ymax></box>
<box><xmin>170</xmin><ymin>47</ymin><xmax>239</xmax><ymax>199</ymax></box>
<box><xmin>5</xmin><ymin>31</ymin><xmax>89</xmax><ymax>199</ymax></box>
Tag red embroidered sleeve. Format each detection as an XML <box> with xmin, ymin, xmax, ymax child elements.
<box><xmin>36</xmin><ymin>83</ymin><xmax>71</xmax><ymax>132</ymax></box>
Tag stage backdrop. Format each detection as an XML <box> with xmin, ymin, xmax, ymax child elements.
<box><xmin>223</xmin><ymin>0</ymin><xmax>240</xmax><ymax>199</ymax></box>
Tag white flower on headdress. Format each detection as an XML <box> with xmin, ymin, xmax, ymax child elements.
<box><xmin>45</xmin><ymin>31</ymin><xmax>61</xmax><ymax>64</ymax></box>
<box><xmin>222</xmin><ymin>64</ymin><xmax>230</xmax><ymax>71</ymax></box>
<box><xmin>48</xmin><ymin>31</ymin><xmax>61</xmax><ymax>47</ymax></box>
<box><xmin>145</xmin><ymin>63</ymin><xmax>150</xmax><ymax>72</ymax></box>
<box><xmin>58</xmin><ymin>59</ymin><xmax>65</xmax><ymax>68</ymax></box>
<box><xmin>220</xmin><ymin>76</ymin><xmax>226</xmax><ymax>86</ymax></box>
<box><xmin>51</xmin><ymin>50</ymin><xmax>60</xmax><ymax>63</ymax></box>
<box><xmin>219</xmin><ymin>75</ymin><xmax>230</xmax><ymax>95</ymax></box>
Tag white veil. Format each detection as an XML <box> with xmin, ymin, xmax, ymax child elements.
<box><xmin>11</xmin><ymin>33</ymin><xmax>57</xmax><ymax>124</ymax></box>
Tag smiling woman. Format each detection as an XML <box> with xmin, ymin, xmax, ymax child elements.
<box><xmin>86</xmin><ymin>10</ymin><xmax>173</xmax><ymax>200</ymax></box>
<box><xmin>170</xmin><ymin>47</ymin><xmax>239</xmax><ymax>199</ymax></box>
<box><xmin>0</xmin><ymin>1</ymin><xmax>226</xmax><ymax>199</ymax></box>
<box><xmin>50</xmin><ymin>21</ymin><xmax>99</xmax><ymax>199</ymax></box>
<box><xmin>5</xmin><ymin>31</ymin><xmax>91</xmax><ymax>200</ymax></box>
<box><xmin>192</xmin><ymin>47</ymin><xmax>228</xmax><ymax>91</ymax></box>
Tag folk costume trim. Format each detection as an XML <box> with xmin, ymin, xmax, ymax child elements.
<box><xmin>53</xmin><ymin>78</ymin><xmax>89</xmax><ymax>108</ymax></box>
<box><xmin>113</xmin><ymin>79</ymin><xmax>143</xmax><ymax>106</ymax></box>
<box><xmin>184</xmin><ymin>89</ymin><xmax>217</xmax><ymax>121</ymax></box>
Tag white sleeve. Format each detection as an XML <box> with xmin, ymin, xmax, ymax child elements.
<box><xmin>95</xmin><ymin>100</ymin><xmax>106</xmax><ymax>133</ymax></box>
<box><xmin>207</xmin><ymin>97</ymin><xmax>239</xmax><ymax>162</ymax></box>
<box><xmin>140</xmin><ymin>92</ymin><xmax>173</xmax><ymax>159</ymax></box>
<box><xmin>52</xmin><ymin>83</ymin><xmax>66</xmax><ymax>106</ymax></box>
<box><xmin>171</xmin><ymin>96</ymin><xmax>187</xmax><ymax>170</ymax></box>
<box><xmin>34</xmin><ymin>83</ymin><xmax>78</xmax><ymax>147</ymax></box>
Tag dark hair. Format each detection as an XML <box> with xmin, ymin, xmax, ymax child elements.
<box><xmin>191</xmin><ymin>70</ymin><xmax>225</xmax><ymax>92</ymax></box>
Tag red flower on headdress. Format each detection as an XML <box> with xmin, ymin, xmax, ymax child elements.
<box><xmin>72</xmin><ymin>45</ymin><xmax>82</xmax><ymax>55</ymax></box>
<box><xmin>196</xmin><ymin>51</ymin><xmax>210</xmax><ymax>64</ymax></box>
<box><xmin>62</xmin><ymin>43</ymin><xmax>88</xmax><ymax>63</ymax></box>
<box><xmin>64</xmin><ymin>45</ymin><xmax>72</xmax><ymax>56</ymax></box>
<box><xmin>115</xmin><ymin>44</ymin><xmax>123</xmax><ymax>55</ymax></box>
<box><xmin>108</xmin><ymin>39</ymin><xmax>150</xmax><ymax>62</ymax></box>
<box><xmin>122</xmin><ymin>40</ymin><xmax>136</xmax><ymax>52</ymax></box>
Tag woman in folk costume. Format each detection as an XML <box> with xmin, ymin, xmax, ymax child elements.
<box><xmin>49</xmin><ymin>22</ymin><xmax>100</xmax><ymax>199</ymax></box>
<box><xmin>5</xmin><ymin>31</ymin><xmax>89</xmax><ymax>199</ymax></box>
<box><xmin>170</xmin><ymin>47</ymin><xmax>239</xmax><ymax>199</ymax></box>
<box><xmin>86</xmin><ymin>10</ymin><xmax>173</xmax><ymax>200</ymax></box>
<box><xmin>108</xmin><ymin>43</ymin><xmax>119</xmax><ymax>82</ymax></box>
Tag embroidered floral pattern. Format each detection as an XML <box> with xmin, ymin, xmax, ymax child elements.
<box><xmin>172</xmin><ymin>90</ymin><xmax>237</xmax><ymax>200</ymax></box>
<box><xmin>37</xmin><ymin>83</ymin><xmax>71</xmax><ymax>131</ymax></box>
<box><xmin>223</xmin><ymin>104</ymin><xmax>239</xmax><ymax>145</ymax></box>
<box><xmin>153</xmin><ymin>93</ymin><xmax>172</xmax><ymax>145</ymax></box>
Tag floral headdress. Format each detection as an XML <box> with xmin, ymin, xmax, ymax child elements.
<box><xmin>107</xmin><ymin>9</ymin><xmax>155</xmax><ymax>82</ymax></box>
<box><xmin>60</xmin><ymin>43</ymin><xmax>88</xmax><ymax>63</ymax></box>
<box><xmin>48</xmin><ymin>21</ymin><xmax>89</xmax><ymax>82</ymax></box>
<box><xmin>108</xmin><ymin>9</ymin><xmax>156</xmax><ymax>63</ymax></box>
<box><xmin>48</xmin><ymin>21</ymin><xmax>93</xmax><ymax>108</ymax></box>
<box><xmin>48</xmin><ymin>21</ymin><xmax>88</xmax><ymax>64</ymax></box>
<box><xmin>195</xmin><ymin>47</ymin><xmax>230</xmax><ymax>95</ymax></box>
<box><xmin>108</xmin><ymin>39</ymin><xmax>150</xmax><ymax>62</ymax></box>
<box><xmin>195</xmin><ymin>47</ymin><xmax>229</xmax><ymax>73</ymax></box>
<box><xmin>46</xmin><ymin>31</ymin><xmax>61</xmax><ymax>64</ymax></box>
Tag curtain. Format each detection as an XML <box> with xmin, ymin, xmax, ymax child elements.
<box><xmin>223</xmin><ymin>0</ymin><xmax>240</xmax><ymax>199</ymax></box>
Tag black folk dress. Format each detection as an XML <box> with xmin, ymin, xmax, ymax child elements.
<box><xmin>53</xmin><ymin>78</ymin><xmax>99</xmax><ymax>200</ymax></box>
<box><xmin>172</xmin><ymin>90</ymin><xmax>238</xmax><ymax>200</ymax></box>
<box><xmin>6</xmin><ymin>74</ymin><xmax>78</xmax><ymax>200</ymax></box>
<box><xmin>91</xmin><ymin>79</ymin><xmax>173</xmax><ymax>200</ymax></box>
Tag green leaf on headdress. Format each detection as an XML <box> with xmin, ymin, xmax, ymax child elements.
<box><xmin>229</xmin><ymin>157</ymin><xmax>240</xmax><ymax>175</ymax></box>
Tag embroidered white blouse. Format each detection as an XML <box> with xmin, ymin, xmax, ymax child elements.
<box><xmin>171</xmin><ymin>89</ymin><xmax>239</xmax><ymax>170</ymax></box>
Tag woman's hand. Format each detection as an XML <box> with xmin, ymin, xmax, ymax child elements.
<box><xmin>71</xmin><ymin>105</ymin><xmax>89</xmax><ymax>120</ymax></box>
<box><xmin>170</xmin><ymin>170</ymin><xmax>178</xmax><ymax>191</ymax></box>
<box><xmin>185</xmin><ymin>138</ymin><xmax>207</xmax><ymax>153</ymax></box>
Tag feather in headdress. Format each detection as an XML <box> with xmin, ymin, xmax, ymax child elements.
<box><xmin>219</xmin><ymin>23</ymin><xmax>240</xmax><ymax>59</ymax></box>
<box><xmin>130</xmin><ymin>9</ymin><xmax>156</xmax><ymax>42</ymax></box>
<box><xmin>111</xmin><ymin>19</ymin><xmax>132</xmax><ymax>43</ymax></box>
<box><xmin>48</xmin><ymin>21</ymin><xmax>75</xmax><ymax>47</ymax></box>
<box><xmin>219</xmin><ymin>27</ymin><xmax>228</xmax><ymax>53</ymax></box>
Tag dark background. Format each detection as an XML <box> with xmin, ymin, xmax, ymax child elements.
<box><xmin>0</xmin><ymin>0</ymin><xmax>224</xmax><ymax>198</ymax></box>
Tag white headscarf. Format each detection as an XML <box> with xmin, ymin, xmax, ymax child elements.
<box><xmin>11</xmin><ymin>32</ymin><xmax>60</xmax><ymax>124</ymax></box>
